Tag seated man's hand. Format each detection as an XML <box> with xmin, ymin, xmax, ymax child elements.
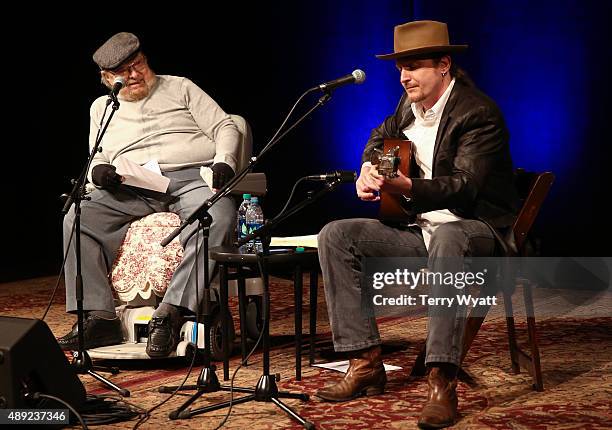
<box><xmin>356</xmin><ymin>162</ymin><xmax>381</xmax><ymax>201</ymax></box>
<box><xmin>377</xmin><ymin>168</ymin><xmax>412</xmax><ymax>195</ymax></box>
<box><xmin>92</xmin><ymin>164</ymin><xmax>123</xmax><ymax>189</ymax></box>
<box><xmin>356</xmin><ymin>163</ymin><xmax>412</xmax><ymax>200</ymax></box>
<box><xmin>211</xmin><ymin>162</ymin><xmax>235</xmax><ymax>191</ymax></box>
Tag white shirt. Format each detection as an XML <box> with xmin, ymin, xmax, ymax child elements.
<box><xmin>403</xmin><ymin>78</ymin><xmax>462</xmax><ymax>249</ymax></box>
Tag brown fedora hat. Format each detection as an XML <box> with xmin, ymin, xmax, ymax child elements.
<box><xmin>376</xmin><ymin>20</ymin><xmax>468</xmax><ymax>60</ymax></box>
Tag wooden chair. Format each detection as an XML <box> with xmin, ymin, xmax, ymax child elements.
<box><xmin>411</xmin><ymin>169</ymin><xmax>555</xmax><ymax>391</ymax></box>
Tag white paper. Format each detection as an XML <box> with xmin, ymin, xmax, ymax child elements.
<box><xmin>270</xmin><ymin>234</ymin><xmax>319</xmax><ymax>248</ymax></box>
<box><xmin>199</xmin><ymin>166</ymin><xmax>214</xmax><ymax>190</ymax></box>
<box><xmin>142</xmin><ymin>159</ymin><xmax>162</xmax><ymax>175</ymax></box>
<box><xmin>115</xmin><ymin>157</ymin><xmax>170</xmax><ymax>193</ymax></box>
<box><xmin>313</xmin><ymin>360</ymin><xmax>402</xmax><ymax>373</ymax></box>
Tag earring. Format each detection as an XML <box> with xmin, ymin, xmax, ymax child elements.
<box><xmin>441</xmin><ymin>71</ymin><xmax>448</xmax><ymax>77</ymax></box>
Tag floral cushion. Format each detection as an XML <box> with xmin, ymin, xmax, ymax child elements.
<box><xmin>110</xmin><ymin>212</ymin><xmax>183</xmax><ymax>302</ymax></box>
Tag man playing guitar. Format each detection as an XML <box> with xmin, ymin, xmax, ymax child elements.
<box><xmin>314</xmin><ymin>20</ymin><xmax>517</xmax><ymax>429</ymax></box>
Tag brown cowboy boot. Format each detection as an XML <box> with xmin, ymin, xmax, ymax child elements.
<box><xmin>315</xmin><ymin>345</ymin><xmax>386</xmax><ymax>402</ymax></box>
<box><xmin>418</xmin><ymin>366</ymin><xmax>458</xmax><ymax>429</ymax></box>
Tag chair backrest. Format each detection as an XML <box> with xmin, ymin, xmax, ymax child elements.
<box><xmin>229</xmin><ymin>114</ymin><xmax>266</xmax><ymax>196</ymax></box>
<box><xmin>512</xmin><ymin>168</ymin><xmax>555</xmax><ymax>253</ymax></box>
<box><xmin>229</xmin><ymin>114</ymin><xmax>253</xmax><ymax>172</ymax></box>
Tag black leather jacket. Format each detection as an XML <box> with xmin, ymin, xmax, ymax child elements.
<box><xmin>363</xmin><ymin>80</ymin><xmax>517</xmax><ymax>229</ymax></box>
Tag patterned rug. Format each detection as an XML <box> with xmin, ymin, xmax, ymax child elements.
<box><xmin>1</xmin><ymin>275</ymin><xmax>611</xmax><ymax>429</ymax></box>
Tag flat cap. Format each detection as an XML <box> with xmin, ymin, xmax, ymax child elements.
<box><xmin>93</xmin><ymin>32</ymin><xmax>140</xmax><ymax>70</ymax></box>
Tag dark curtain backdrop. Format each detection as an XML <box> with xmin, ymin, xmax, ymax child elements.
<box><xmin>410</xmin><ymin>0</ymin><xmax>612</xmax><ymax>257</ymax></box>
<box><xmin>2</xmin><ymin>1</ymin><xmax>610</xmax><ymax>282</ymax></box>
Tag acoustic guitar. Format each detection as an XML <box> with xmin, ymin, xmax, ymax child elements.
<box><xmin>370</xmin><ymin>138</ymin><xmax>413</xmax><ymax>223</ymax></box>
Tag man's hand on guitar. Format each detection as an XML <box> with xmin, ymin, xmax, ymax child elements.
<box><xmin>358</xmin><ymin>162</ymin><xmax>412</xmax><ymax>199</ymax></box>
<box><xmin>377</xmin><ymin>167</ymin><xmax>412</xmax><ymax>195</ymax></box>
<box><xmin>356</xmin><ymin>162</ymin><xmax>381</xmax><ymax>201</ymax></box>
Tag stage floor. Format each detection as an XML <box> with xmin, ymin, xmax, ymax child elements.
<box><xmin>1</xmin><ymin>275</ymin><xmax>611</xmax><ymax>429</ymax></box>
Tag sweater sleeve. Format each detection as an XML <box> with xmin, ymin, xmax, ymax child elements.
<box><xmin>182</xmin><ymin>78</ymin><xmax>240</xmax><ymax>172</ymax></box>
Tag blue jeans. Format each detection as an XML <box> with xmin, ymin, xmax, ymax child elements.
<box><xmin>318</xmin><ymin>218</ymin><xmax>495</xmax><ymax>365</ymax></box>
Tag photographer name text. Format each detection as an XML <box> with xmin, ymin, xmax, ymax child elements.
<box><xmin>372</xmin><ymin>294</ymin><xmax>498</xmax><ymax>307</ymax></box>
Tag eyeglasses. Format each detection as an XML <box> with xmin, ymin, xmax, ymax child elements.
<box><xmin>111</xmin><ymin>55</ymin><xmax>147</xmax><ymax>77</ymax></box>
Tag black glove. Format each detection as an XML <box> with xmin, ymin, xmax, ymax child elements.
<box><xmin>92</xmin><ymin>164</ymin><xmax>122</xmax><ymax>189</ymax></box>
<box><xmin>211</xmin><ymin>162</ymin><xmax>235</xmax><ymax>189</ymax></box>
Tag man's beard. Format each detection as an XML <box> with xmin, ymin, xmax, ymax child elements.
<box><xmin>121</xmin><ymin>75</ymin><xmax>157</xmax><ymax>102</ymax></box>
<box><xmin>404</xmin><ymin>87</ymin><xmax>425</xmax><ymax>104</ymax></box>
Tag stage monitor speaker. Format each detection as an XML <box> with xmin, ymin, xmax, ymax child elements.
<box><xmin>0</xmin><ymin>316</ymin><xmax>86</xmax><ymax>410</ymax></box>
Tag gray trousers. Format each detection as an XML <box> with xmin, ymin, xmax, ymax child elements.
<box><xmin>63</xmin><ymin>168</ymin><xmax>235</xmax><ymax>314</ymax></box>
<box><xmin>318</xmin><ymin>218</ymin><xmax>495</xmax><ymax>365</ymax></box>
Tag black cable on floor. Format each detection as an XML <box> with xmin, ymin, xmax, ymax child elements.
<box><xmin>32</xmin><ymin>392</ymin><xmax>88</xmax><ymax>429</ymax></box>
<box><xmin>79</xmin><ymin>394</ymin><xmax>146</xmax><ymax>426</ymax></box>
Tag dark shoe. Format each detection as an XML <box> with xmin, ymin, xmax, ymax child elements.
<box><xmin>146</xmin><ymin>315</ymin><xmax>181</xmax><ymax>358</ymax></box>
<box><xmin>417</xmin><ymin>367</ymin><xmax>458</xmax><ymax>429</ymax></box>
<box><xmin>315</xmin><ymin>345</ymin><xmax>386</xmax><ymax>402</ymax></box>
<box><xmin>57</xmin><ymin>314</ymin><xmax>123</xmax><ymax>351</ymax></box>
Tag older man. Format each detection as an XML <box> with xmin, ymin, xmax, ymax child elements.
<box><xmin>315</xmin><ymin>21</ymin><xmax>516</xmax><ymax>428</ymax></box>
<box><xmin>59</xmin><ymin>32</ymin><xmax>239</xmax><ymax>358</ymax></box>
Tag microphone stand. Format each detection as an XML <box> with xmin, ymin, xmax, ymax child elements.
<box><xmin>170</xmin><ymin>180</ymin><xmax>346</xmax><ymax>430</ymax></box>
<box><xmin>160</xmin><ymin>89</ymin><xmax>332</xmax><ymax>429</ymax></box>
<box><xmin>61</xmin><ymin>95</ymin><xmax>129</xmax><ymax>397</ymax></box>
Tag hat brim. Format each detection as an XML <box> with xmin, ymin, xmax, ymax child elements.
<box><xmin>376</xmin><ymin>44</ymin><xmax>468</xmax><ymax>60</ymax></box>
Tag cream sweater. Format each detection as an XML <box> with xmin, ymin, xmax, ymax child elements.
<box><xmin>88</xmin><ymin>75</ymin><xmax>239</xmax><ymax>181</ymax></box>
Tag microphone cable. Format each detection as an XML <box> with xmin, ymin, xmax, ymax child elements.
<box><xmin>30</xmin><ymin>392</ymin><xmax>88</xmax><ymax>429</ymax></box>
<box><xmin>210</xmin><ymin>253</ymin><xmax>268</xmax><ymax>430</ymax></box>
<box><xmin>259</xmin><ymin>88</ymin><xmax>317</xmax><ymax>160</ymax></box>
<box><xmin>43</xmin><ymin>92</ymin><xmax>114</xmax><ymax>321</ymax></box>
<box><xmin>275</xmin><ymin>176</ymin><xmax>310</xmax><ymax>218</ymax></box>
<box><xmin>78</xmin><ymin>394</ymin><xmax>146</xmax><ymax>426</ymax></box>
<box><xmin>41</xmin><ymin>221</ymin><xmax>74</xmax><ymax>321</ymax></box>
<box><xmin>131</xmin><ymin>310</ymin><xmax>199</xmax><ymax>430</ymax></box>
<box><xmin>202</xmin><ymin>84</ymin><xmax>331</xmax><ymax>428</ymax></box>
<box><xmin>29</xmin><ymin>391</ymin><xmax>146</xmax><ymax>427</ymax></box>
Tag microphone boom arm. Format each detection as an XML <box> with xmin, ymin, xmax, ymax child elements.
<box><xmin>160</xmin><ymin>90</ymin><xmax>333</xmax><ymax>247</ymax></box>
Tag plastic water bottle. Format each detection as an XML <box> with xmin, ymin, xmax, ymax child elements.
<box><xmin>245</xmin><ymin>196</ymin><xmax>264</xmax><ymax>253</ymax></box>
<box><xmin>236</xmin><ymin>193</ymin><xmax>251</xmax><ymax>248</ymax></box>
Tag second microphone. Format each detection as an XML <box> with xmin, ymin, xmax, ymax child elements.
<box><xmin>305</xmin><ymin>170</ymin><xmax>357</xmax><ymax>183</ymax></box>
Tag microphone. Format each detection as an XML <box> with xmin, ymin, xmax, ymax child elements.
<box><xmin>109</xmin><ymin>77</ymin><xmax>125</xmax><ymax>100</ymax></box>
<box><xmin>305</xmin><ymin>170</ymin><xmax>357</xmax><ymax>183</ymax></box>
<box><xmin>316</xmin><ymin>69</ymin><xmax>366</xmax><ymax>92</ymax></box>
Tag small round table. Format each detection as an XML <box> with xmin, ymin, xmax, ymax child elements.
<box><xmin>209</xmin><ymin>245</ymin><xmax>320</xmax><ymax>381</ymax></box>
